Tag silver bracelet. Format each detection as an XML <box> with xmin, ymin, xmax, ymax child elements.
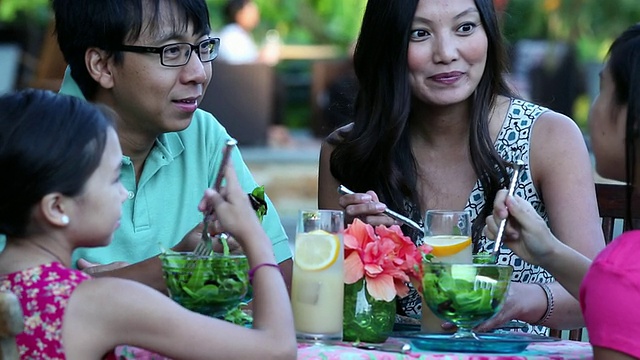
<box><xmin>534</xmin><ymin>282</ymin><xmax>554</xmax><ymax>326</ymax></box>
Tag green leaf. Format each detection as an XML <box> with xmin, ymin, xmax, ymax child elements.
<box><xmin>249</xmin><ymin>186</ymin><xmax>268</xmax><ymax>223</ymax></box>
<box><xmin>185</xmin><ymin>259</ymin><xmax>207</xmax><ymax>289</ymax></box>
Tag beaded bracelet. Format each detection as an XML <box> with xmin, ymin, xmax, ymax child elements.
<box><xmin>248</xmin><ymin>263</ymin><xmax>281</xmax><ymax>284</ymax></box>
<box><xmin>534</xmin><ymin>282</ymin><xmax>555</xmax><ymax>326</ymax></box>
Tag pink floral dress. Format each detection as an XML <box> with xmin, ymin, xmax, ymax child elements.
<box><xmin>0</xmin><ymin>262</ymin><xmax>107</xmax><ymax>360</ymax></box>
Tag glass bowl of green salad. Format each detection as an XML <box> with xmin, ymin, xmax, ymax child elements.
<box><xmin>160</xmin><ymin>251</ymin><xmax>250</xmax><ymax>319</ymax></box>
<box><xmin>421</xmin><ymin>262</ymin><xmax>513</xmax><ymax>339</ymax></box>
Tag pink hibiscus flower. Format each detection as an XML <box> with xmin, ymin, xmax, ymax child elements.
<box><xmin>344</xmin><ymin>218</ymin><xmax>432</xmax><ymax>302</ymax></box>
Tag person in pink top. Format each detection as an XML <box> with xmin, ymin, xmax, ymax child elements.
<box><xmin>485</xmin><ymin>24</ymin><xmax>640</xmax><ymax>360</ymax></box>
<box><xmin>0</xmin><ymin>89</ymin><xmax>296</xmax><ymax>359</ymax></box>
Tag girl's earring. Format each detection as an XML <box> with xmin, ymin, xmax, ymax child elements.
<box><xmin>61</xmin><ymin>215</ymin><xmax>70</xmax><ymax>225</ymax></box>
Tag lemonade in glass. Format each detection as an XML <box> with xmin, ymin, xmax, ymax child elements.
<box><xmin>291</xmin><ymin>210</ymin><xmax>344</xmax><ymax>341</ymax></box>
<box><xmin>421</xmin><ymin>210</ymin><xmax>473</xmax><ymax>331</ymax></box>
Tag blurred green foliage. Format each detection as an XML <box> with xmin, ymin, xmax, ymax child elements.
<box><xmin>206</xmin><ymin>0</ymin><xmax>365</xmax><ymax>52</ymax></box>
<box><xmin>2</xmin><ymin>0</ymin><xmax>637</xmax><ymax>59</ymax></box>
<box><xmin>0</xmin><ymin>0</ymin><xmax>365</xmax><ymax>52</ymax></box>
<box><xmin>0</xmin><ymin>0</ymin><xmax>50</xmax><ymax>25</ymax></box>
<box><xmin>502</xmin><ymin>0</ymin><xmax>640</xmax><ymax>131</ymax></box>
<box><xmin>503</xmin><ymin>0</ymin><xmax>640</xmax><ymax>62</ymax></box>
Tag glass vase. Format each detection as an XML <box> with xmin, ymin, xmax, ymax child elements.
<box><xmin>343</xmin><ymin>278</ymin><xmax>396</xmax><ymax>343</ymax></box>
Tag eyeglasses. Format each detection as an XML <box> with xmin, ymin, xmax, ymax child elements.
<box><xmin>115</xmin><ymin>38</ymin><xmax>220</xmax><ymax>67</ymax></box>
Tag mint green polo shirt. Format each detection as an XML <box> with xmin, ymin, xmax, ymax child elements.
<box><xmin>2</xmin><ymin>70</ymin><xmax>291</xmax><ymax>265</ymax></box>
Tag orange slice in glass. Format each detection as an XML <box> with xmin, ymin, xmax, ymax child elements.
<box><xmin>424</xmin><ymin>235</ymin><xmax>472</xmax><ymax>257</ymax></box>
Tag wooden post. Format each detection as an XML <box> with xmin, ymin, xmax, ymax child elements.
<box><xmin>30</xmin><ymin>19</ymin><xmax>67</xmax><ymax>91</ymax></box>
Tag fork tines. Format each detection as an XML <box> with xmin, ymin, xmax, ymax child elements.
<box><xmin>193</xmin><ymin>236</ymin><xmax>212</xmax><ymax>257</ymax></box>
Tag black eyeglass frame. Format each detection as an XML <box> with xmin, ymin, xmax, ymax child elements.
<box><xmin>115</xmin><ymin>37</ymin><xmax>220</xmax><ymax>67</ymax></box>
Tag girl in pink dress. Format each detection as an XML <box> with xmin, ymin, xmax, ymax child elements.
<box><xmin>485</xmin><ymin>24</ymin><xmax>640</xmax><ymax>360</ymax></box>
<box><xmin>0</xmin><ymin>89</ymin><xmax>296</xmax><ymax>359</ymax></box>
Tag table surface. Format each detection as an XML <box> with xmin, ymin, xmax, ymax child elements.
<box><xmin>114</xmin><ymin>338</ymin><xmax>592</xmax><ymax>359</ymax></box>
<box><xmin>297</xmin><ymin>339</ymin><xmax>593</xmax><ymax>360</ymax></box>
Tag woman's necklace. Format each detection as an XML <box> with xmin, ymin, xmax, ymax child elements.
<box><xmin>30</xmin><ymin>241</ymin><xmax>67</xmax><ymax>266</ymax></box>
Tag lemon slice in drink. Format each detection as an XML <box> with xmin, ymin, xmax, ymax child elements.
<box><xmin>424</xmin><ymin>235</ymin><xmax>472</xmax><ymax>257</ymax></box>
<box><xmin>294</xmin><ymin>230</ymin><xmax>340</xmax><ymax>271</ymax></box>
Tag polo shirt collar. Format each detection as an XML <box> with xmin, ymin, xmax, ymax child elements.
<box><xmin>154</xmin><ymin>132</ymin><xmax>184</xmax><ymax>161</ymax></box>
<box><xmin>60</xmin><ymin>67</ymin><xmax>84</xmax><ymax>98</ymax></box>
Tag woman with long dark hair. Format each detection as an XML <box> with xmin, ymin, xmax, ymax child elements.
<box><xmin>318</xmin><ymin>0</ymin><xmax>604</xmax><ymax>334</ymax></box>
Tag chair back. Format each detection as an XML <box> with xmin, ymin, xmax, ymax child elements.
<box><xmin>309</xmin><ymin>59</ymin><xmax>355</xmax><ymax>137</ymax></box>
<box><xmin>200</xmin><ymin>61</ymin><xmax>275</xmax><ymax>146</ymax></box>
<box><xmin>549</xmin><ymin>182</ymin><xmax>640</xmax><ymax>341</ymax></box>
<box><xmin>0</xmin><ymin>291</ymin><xmax>23</xmax><ymax>360</ymax></box>
<box><xmin>594</xmin><ymin>183</ymin><xmax>640</xmax><ymax>244</ymax></box>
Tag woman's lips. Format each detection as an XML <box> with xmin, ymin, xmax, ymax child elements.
<box><xmin>430</xmin><ymin>71</ymin><xmax>464</xmax><ymax>85</ymax></box>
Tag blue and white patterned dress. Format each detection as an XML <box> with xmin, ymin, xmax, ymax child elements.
<box><xmin>400</xmin><ymin>99</ymin><xmax>553</xmax><ymax>335</ymax></box>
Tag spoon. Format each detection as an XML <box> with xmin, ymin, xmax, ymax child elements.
<box><xmin>315</xmin><ymin>340</ymin><xmax>411</xmax><ymax>354</ymax></box>
<box><xmin>337</xmin><ymin>185</ymin><xmax>425</xmax><ymax>236</ymax></box>
<box><xmin>491</xmin><ymin>160</ymin><xmax>525</xmax><ymax>262</ymax></box>
<box><xmin>352</xmin><ymin>341</ymin><xmax>411</xmax><ymax>353</ymax></box>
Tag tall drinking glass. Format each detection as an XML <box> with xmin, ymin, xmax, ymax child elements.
<box><xmin>291</xmin><ymin>209</ymin><xmax>344</xmax><ymax>342</ymax></box>
<box><xmin>423</xmin><ymin>210</ymin><xmax>473</xmax><ymax>263</ymax></box>
<box><xmin>421</xmin><ymin>210</ymin><xmax>473</xmax><ymax>332</ymax></box>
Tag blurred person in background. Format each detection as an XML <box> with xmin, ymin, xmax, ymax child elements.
<box><xmin>217</xmin><ymin>0</ymin><xmax>280</xmax><ymax>65</ymax></box>
<box><xmin>217</xmin><ymin>0</ymin><xmax>290</xmax><ymax>147</ymax></box>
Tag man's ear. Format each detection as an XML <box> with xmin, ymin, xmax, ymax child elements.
<box><xmin>86</xmin><ymin>47</ymin><xmax>115</xmax><ymax>89</ymax></box>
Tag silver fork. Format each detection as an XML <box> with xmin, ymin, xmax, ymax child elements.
<box><xmin>193</xmin><ymin>139</ymin><xmax>237</xmax><ymax>257</ymax></box>
<box><xmin>473</xmin><ymin>275</ymin><xmax>498</xmax><ymax>296</ymax></box>
<box><xmin>193</xmin><ymin>218</ymin><xmax>214</xmax><ymax>257</ymax></box>
<box><xmin>491</xmin><ymin>160</ymin><xmax>525</xmax><ymax>262</ymax></box>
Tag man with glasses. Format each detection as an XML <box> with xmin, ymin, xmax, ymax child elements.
<box><xmin>48</xmin><ymin>0</ymin><xmax>293</xmax><ymax>291</ymax></box>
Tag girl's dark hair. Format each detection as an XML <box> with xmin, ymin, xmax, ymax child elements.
<box><xmin>0</xmin><ymin>89</ymin><xmax>115</xmax><ymax>237</ymax></box>
<box><xmin>329</xmin><ymin>0</ymin><xmax>514</xmax><ymax>243</ymax></box>
<box><xmin>607</xmin><ymin>23</ymin><xmax>640</xmax><ymax>229</ymax></box>
<box><xmin>52</xmin><ymin>0</ymin><xmax>211</xmax><ymax>100</ymax></box>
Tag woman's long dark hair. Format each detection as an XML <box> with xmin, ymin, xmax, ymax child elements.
<box><xmin>607</xmin><ymin>23</ymin><xmax>640</xmax><ymax>229</ymax></box>
<box><xmin>329</xmin><ymin>0</ymin><xmax>514</xmax><ymax>243</ymax></box>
